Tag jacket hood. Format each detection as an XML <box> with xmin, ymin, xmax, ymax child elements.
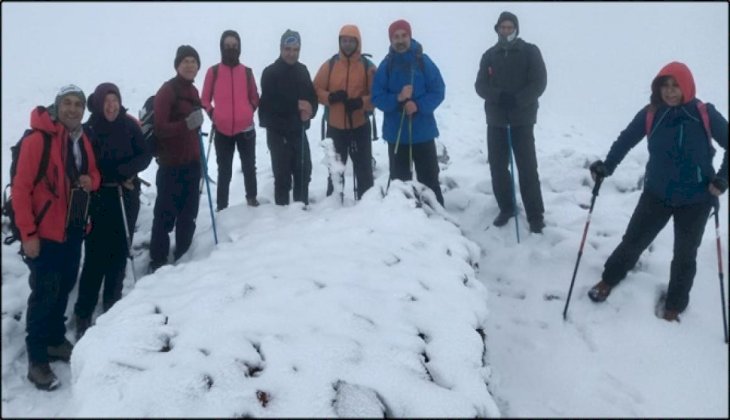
<box><xmin>652</xmin><ymin>61</ymin><xmax>695</xmax><ymax>104</ymax></box>
<box><xmin>30</xmin><ymin>106</ymin><xmax>60</xmax><ymax>134</ymax></box>
<box><xmin>88</xmin><ymin>82</ymin><xmax>123</xmax><ymax>115</ymax></box>
<box><xmin>338</xmin><ymin>24</ymin><xmax>362</xmax><ymax>57</ymax></box>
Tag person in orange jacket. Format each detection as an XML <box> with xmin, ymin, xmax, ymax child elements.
<box><xmin>12</xmin><ymin>84</ymin><xmax>101</xmax><ymax>390</ymax></box>
<box><xmin>313</xmin><ymin>24</ymin><xmax>376</xmax><ymax>200</ymax></box>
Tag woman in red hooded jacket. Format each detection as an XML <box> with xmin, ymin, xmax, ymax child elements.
<box><xmin>586</xmin><ymin>62</ymin><xmax>728</xmax><ymax>322</ymax></box>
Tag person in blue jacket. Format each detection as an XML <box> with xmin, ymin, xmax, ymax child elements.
<box><xmin>587</xmin><ymin>61</ymin><xmax>728</xmax><ymax>322</ymax></box>
<box><xmin>372</xmin><ymin>19</ymin><xmax>446</xmax><ymax>206</ymax></box>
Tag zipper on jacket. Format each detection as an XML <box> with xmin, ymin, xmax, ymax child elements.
<box><xmin>230</xmin><ymin>65</ymin><xmax>235</xmax><ymax>135</ymax></box>
<box><xmin>696</xmin><ymin>166</ymin><xmax>702</xmax><ymax>183</ymax></box>
<box><xmin>345</xmin><ymin>59</ymin><xmax>351</xmax><ymax>129</ymax></box>
<box><xmin>678</xmin><ymin>123</ymin><xmax>684</xmax><ymax>148</ymax></box>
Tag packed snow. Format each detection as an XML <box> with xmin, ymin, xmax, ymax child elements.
<box><xmin>2</xmin><ymin>2</ymin><xmax>728</xmax><ymax>417</ymax></box>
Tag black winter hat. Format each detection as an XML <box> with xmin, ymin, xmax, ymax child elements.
<box><xmin>220</xmin><ymin>30</ymin><xmax>241</xmax><ymax>53</ymax></box>
<box><xmin>174</xmin><ymin>45</ymin><xmax>201</xmax><ymax>69</ymax></box>
<box><xmin>494</xmin><ymin>11</ymin><xmax>519</xmax><ymax>36</ymax></box>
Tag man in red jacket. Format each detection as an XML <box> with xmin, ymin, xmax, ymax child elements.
<box><xmin>201</xmin><ymin>30</ymin><xmax>261</xmax><ymax>210</ymax></box>
<box><xmin>148</xmin><ymin>45</ymin><xmax>204</xmax><ymax>273</ymax></box>
<box><xmin>12</xmin><ymin>84</ymin><xmax>101</xmax><ymax>390</ymax></box>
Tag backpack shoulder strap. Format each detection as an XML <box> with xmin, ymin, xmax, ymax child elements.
<box><xmin>244</xmin><ymin>66</ymin><xmax>255</xmax><ymax>107</ymax></box>
<box><xmin>209</xmin><ymin>64</ymin><xmax>220</xmax><ymax>105</ymax></box>
<box><xmin>695</xmin><ymin>100</ymin><xmax>713</xmax><ymax>145</ymax></box>
<box><xmin>645</xmin><ymin>107</ymin><xmax>655</xmax><ymax>138</ymax></box>
<box><xmin>33</xmin><ymin>132</ymin><xmax>52</xmax><ymax>187</ymax></box>
<box><xmin>326</xmin><ymin>53</ymin><xmax>339</xmax><ymax>91</ymax></box>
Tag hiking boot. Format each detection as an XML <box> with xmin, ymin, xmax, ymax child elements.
<box><xmin>493</xmin><ymin>211</ymin><xmax>514</xmax><ymax>227</ymax></box>
<box><xmin>75</xmin><ymin>315</ymin><xmax>91</xmax><ymax>342</ymax></box>
<box><xmin>662</xmin><ymin>308</ymin><xmax>681</xmax><ymax>322</ymax></box>
<box><xmin>47</xmin><ymin>338</ymin><xmax>73</xmax><ymax>362</ymax></box>
<box><xmin>28</xmin><ymin>362</ymin><xmax>60</xmax><ymax>391</ymax></box>
<box><xmin>529</xmin><ymin>219</ymin><xmax>546</xmax><ymax>234</ymax></box>
<box><xmin>588</xmin><ymin>280</ymin><xmax>613</xmax><ymax>303</ymax></box>
<box><xmin>246</xmin><ymin>197</ymin><xmax>260</xmax><ymax>207</ymax></box>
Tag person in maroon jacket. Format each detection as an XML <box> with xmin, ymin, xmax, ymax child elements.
<box><xmin>201</xmin><ymin>30</ymin><xmax>261</xmax><ymax>210</ymax></box>
<box><xmin>148</xmin><ymin>45</ymin><xmax>204</xmax><ymax>273</ymax></box>
<box><xmin>12</xmin><ymin>84</ymin><xmax>101</xmax><ymax>390</ymax></box>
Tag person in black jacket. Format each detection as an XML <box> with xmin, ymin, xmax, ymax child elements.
<box><xmin>475</xmin><ymin>11</ymin><xmax>547</xmax><ymax>233</ymax></box>
<box><xmin>259</xmin><ymin>29</ymin><xmax>318</xmax><ymax>205</ymax></box>
<box><xmin>74</xmin><ymin>82</ymin><xmax>151</xmax><ymax>340</ymax></box>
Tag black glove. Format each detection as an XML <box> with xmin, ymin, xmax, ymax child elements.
<box><xmin>711</xmin><ymin>176</ymin><xmax>728</xmax><ymax>194</ymax></box>
<box><xmin>328</xmin><ymin>90</ymin><xmax>347</xmax><ymax>104</ymax></box>
<box><xmin>589</xmin><ymin>160</ymin><xmax>609</xmax><ymax>179</ymax></box>
<box><xmin>498</xmin><ymin>91</ymin><xmax>516</xmax><ymax>109</ymax></box>
<box><xmin>344</xmin><ymin>97</ymin><xmax>363</xmax><ymax>113</ymax></box>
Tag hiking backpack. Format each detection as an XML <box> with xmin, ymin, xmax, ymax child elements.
<box><xmin>2</xmin><ymin>129</ymin><xmax>52</xmax><ymax>245</ymax></box>
<box><xmin>139</xmin><ymin>79</ymin><xmax>196</xmax><ymax>158</ymax></box>
<box><xmin>645</xmin><ymin>100</ymin><xmax>713</xmax><ymax>145</ymax></box>
<box><xmin>321</xmin><ymin>53</ymin><xmax>379</xmax><ymax>141</ymax></box>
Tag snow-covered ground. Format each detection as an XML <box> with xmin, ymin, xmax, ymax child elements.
<box><xmin>2</xmin><ymin>2</ymin><xmax>728</xmax><ymax>417</ymax></box>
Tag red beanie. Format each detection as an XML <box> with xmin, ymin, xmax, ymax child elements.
<box><xmin>388</xmin><ymin>19</ymin><xmax>412</xmax><ymax>40</ymax></box>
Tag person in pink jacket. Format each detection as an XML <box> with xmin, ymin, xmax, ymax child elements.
<box><xmin>201</xmin><ymin>29</ymin><xmax>261</xmax><ymax>210</ymax></box>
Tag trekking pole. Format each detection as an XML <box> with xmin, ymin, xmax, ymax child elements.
<box><xmin>563</xmin><ymin>176</ymin><xmax>603</xmax><ymax>320</ymax></box>
<box><xmin>301</xmin><ymin>125</ymin><xmax>306</xmax><ymax>205</ymax></box>
<box><xmin>386</xmin><ymin>107</ymin><xmax>408</xmax><ymax>194</ymax></box>
<box><xmin>711</xmin><ymin>205</ymin><xmax>728</xmax><ymax>344</ymax></box>
<box><xmin>198</xmin><ymin>130</ymin><xmax>218</xmax><ymax>244</ymax></box>
<box><xmin>117</xmin><ymin>185</ymin><xmax>137</xmax><ymax>283</ymax></box>
<box><xmin>506</xmin><ymin>123</ymin><xmax>520</xmax><ymax>244</ymax></box>
<box><xmin>198</xmin><ymin>129</ymin><xmax>216</xmax><ymax>195</ymax></box>
<box><xmin>408</xmin><ymin>115</ymin><xmax>414</xmax><ymax>179</ymax></box>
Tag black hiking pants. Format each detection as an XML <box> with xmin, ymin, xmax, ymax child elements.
<box><xmin>487</xmin><ymin>124</ymin><xmax>545</xmax><ymax>223</ymax></box>
<box><xmin>75</xmin><ymin>184</ymin><xmax>140</xmax><ymax>319</ymax></box>
<box><xmin>214</xmin><ymin>129</ymin><xmax>257</xmax><ymax>210</ymax></box>
<box><xmin>602</xmin><ymin>191</ymin><xmax>712</xmax><ymax>312</ymax></box>
<box><xmin>388</xmin><ymin>139</ymin><xmax>444</xmax><ymax>206</ymax></box>
<box><xmin>326</xmin><ymin>124</ymin><xmax>373</xmax><ymax>200</ymax></box>
<box><xmin>150</xmin><ymin>162</ymin><xmax>201</xmax><ymax>265</ymax></box>
<box><xmin>266</xmin><ymin>129</ymin><xmax>312</xmax><ymax>206</ymax></box>
<box><xmin>24</xmin><ymin>228</ymin><xmax>84</xmax><ymax>364</ymax></box>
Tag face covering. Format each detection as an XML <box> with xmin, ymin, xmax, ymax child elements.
<box><xmin>222</xmin><ymin>47</ymin><xmax>240</xmax><ymax>66</ymax></box>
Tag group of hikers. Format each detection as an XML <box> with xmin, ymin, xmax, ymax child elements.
<box><xmin>8</xmin><ymin>12</ymin><xmax>728</xmax><ymax>391</ymax></box>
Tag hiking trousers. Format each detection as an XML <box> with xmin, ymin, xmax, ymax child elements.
<box><xmin>326</xmin><ymin>124</ymin><xmax>373</xmax><ymax>200</ymax></box>
<box><xmin>387</xmin><ymin>139</ymin><xmax>444</xmax><ymax>206</ymax></box>
<box><xmin>214</xmin><ymin>129</ymin><xmax>257</xmax><ymax>210</ymax></box>
<box><xmin>266</xmin><ymin>129</ymin><xmax>312</xmax><ymax>206</ymax></box>
<box><xmin>25</xmin><ymin>229</ymin><xmax>84</xmax><ymax>364</ymax></box>
<box><xmin>602</xmin><ymin>191</ymin><xmax>712</xmax><ymax>312</ymax></box>
<box><xmin>149</xmin><ymin>162</ymin><xmax>201</xmax><ymax>265</ymax></box>
<box><xmin>75</xmin><ymin>184</ymin><xmax>139</xmax><ymax>319</ymax></box>
<box><xmin>487</xmin><ymin>124</ymin><xmax>545</xmax><ymax>223</ymax></box>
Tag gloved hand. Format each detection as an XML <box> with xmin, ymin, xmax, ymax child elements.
<box><xmin>710</xmin><ymin>176</ymin><xmax>728</xmax><ymax>194</ymax></box>
<box><xmin>185</xmin><ymin>108</ymin><xmax>204</xmax><ymax>130</ymax></box>
<box><xmin>344</xmin><ymin>97</ymin><xmax>363</xmax><ymax>112</ymax></box>
<box><xmin>328</xmin><ymin>90</ymin><xmax>348</xmax><ymax>104</ymax></box>
<box><xmin>499</xmin><ymin>91</ymin><xmax>516</xmax><ymax>109</ymax></box>
<box><xmin>589</xmin><ymin>160</ymin><xmax>608</xmax><ymax>181</ymax></box>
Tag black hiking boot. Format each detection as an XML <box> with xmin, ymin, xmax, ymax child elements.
<box><xmin>28</xmin><ymin>362</ymin><xmax>60</xmax><ymax>391</ymax></box>
<box><xmin>529</xmin><ymin>219</ymin><xmax>546</xmax><ymax>234</ymax></box>
<box><xmin>47</xmin><ymin>338</ymin><xmax>73</xmax><ymax>362</ymax></box>
<box><xmin>246</xmin><ymin>197</ymin><xmax>260</xmax><ymax>207</ymax></box>
<box><xmin>75</xmin><ymin>315</ymin><xmax>91</xmax><ymax>341</ymax></box>
<box><xmin>493</xmin><ymin>211</ymin><xmax>514</xmax><ymax>227</ymax></box>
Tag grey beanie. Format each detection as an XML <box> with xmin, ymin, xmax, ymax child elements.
<box><xmin>55</xmin><ymin>84</ymin><xmax>86</xmax><ymax>108</ymax></box>
<box><xmin>280</xmin><ymin>29</ymin><xmax>301</xmax><ymax>47</ymax></box>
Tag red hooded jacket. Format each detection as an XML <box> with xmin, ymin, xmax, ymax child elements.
<box><xmin>12</xmin><ymin>106</ymin><xmax>101</xmax><ymax>243</ymax></box>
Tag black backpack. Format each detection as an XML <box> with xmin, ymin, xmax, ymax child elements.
<box><xmin>138</xmin><ymin>95</ymin><xmax>159</xmax><ymax>158</ymax></box>
<box><xmin>2</xmin><ymin>129</ymin><xmax>52</xmax><ymax>245</ymax></box>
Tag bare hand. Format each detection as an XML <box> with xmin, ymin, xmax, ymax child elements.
<box><xmin>398</xmin><ymin>85</ymin><xmax>413</xmax><ymax>102</ymax></box>
<box><xmin>404</xmin><ymin>100</ymin><xmax>418</xmax><ymax>116</ymax></box>
<box><xmin>298</xmin><ymin>100</ymin><xmax>312</xmax><ymax>121</ymax></box>
<box><xmin>22</xmin><ymin>237</ymin><xmax>40</xmax><ymax>259</ymax></box>
<box><xmin>709</xmin><ymin>184</ymin><xmax>723</xmax><ymax>197</ymax></box>
<box><xmin>123</xmin><ymin>178</ymin><xmax>135</xmax><ymax>191</ymax></box>
<box><xmin>78</xmin><ymin>175</ymin><xmax>92</xmax><ymax>192</ymax></box>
